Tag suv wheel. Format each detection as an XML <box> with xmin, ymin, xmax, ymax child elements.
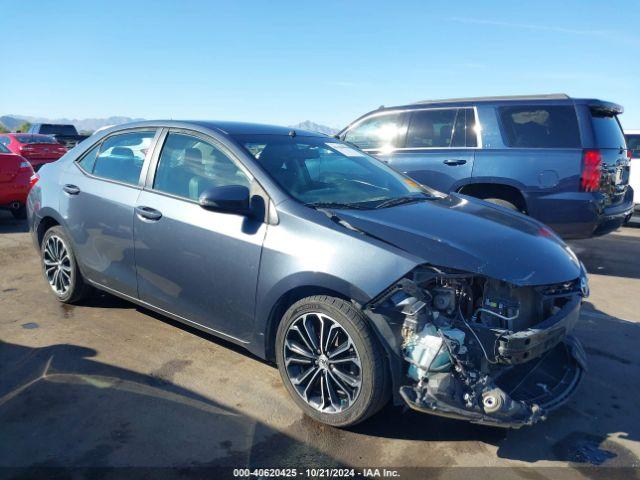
<box><xmin>275</xmin><ymin>295</ymin><xmax>389</xmax><ymax>427</ymax></box>
<box><xmin>41</xmin><ymin>226</ymin><xmax>91</xmax><ymax>303</ymax></box>
<box><xmin>484</xmin><ymin>198</ymin><xmax>520</xmax><ymax>212</ymax></box>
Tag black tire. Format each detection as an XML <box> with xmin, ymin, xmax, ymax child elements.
<box><xmin>11</xmin><ymin>205</ymin><xmax>27</xmax><ymax>219</ymax></box>
<box><xmin>41</xmin><ymin>226</ymin><xmax>91</xmax><ymax>304</ymax></box>
<box><xmin>483</xmin><ymin>197</ymin><xmax>520</xmax><ymax>212</ymax></box>
<box><xmin>275</xmin><ymin>295</ymin><xmax>390</xmax><ymax>427</ymax></box>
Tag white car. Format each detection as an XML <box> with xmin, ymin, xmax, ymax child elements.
<box><xmin>625</xmin><ymin>130</ymin><xmax>640</xmax><ymax>211</ymax></box>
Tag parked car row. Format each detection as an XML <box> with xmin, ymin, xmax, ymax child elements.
<box><xmin>0</xmin><ymin>124</ymin><xmax>85</xmax><ymax>218</ymax></box>
<box><xmin>338</xmin><ymin>94</ymin><xmax>634</xmax><ymax>239</ymax></box>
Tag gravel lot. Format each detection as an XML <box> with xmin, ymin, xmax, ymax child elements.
<box><xmin>1</xmin><ymin>211</ymin><xmax>639</xmax><ymax>478</ymax></box>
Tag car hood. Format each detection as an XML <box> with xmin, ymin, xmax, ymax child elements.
<box><xmin>332</xmin><ymin>194</ymin><xmax>582</xmax><ymax>286</ymax></box>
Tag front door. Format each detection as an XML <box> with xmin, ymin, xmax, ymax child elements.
<box><xmin>133</xmin><ymin>130</ymin><xmax>267</xmax><ymax>341</ymax></box>
<box><xmin>386</xmin><ymin>108</ymin><xmax>477</xmax><ymax>192</ymax></box>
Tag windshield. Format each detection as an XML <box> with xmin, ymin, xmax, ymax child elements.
<box><xmin>234</xmin><ymin>135</ymin><xmax>436</xmax><ymax>208</ymax></box>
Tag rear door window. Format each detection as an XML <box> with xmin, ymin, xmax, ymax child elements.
<box><xmin>91</xmin><ymin>131</ymin><xmax>155</xmax><ymax>185</ymax></box>
<box><xmin>499</xmin><ymin>105</ymin><xmax>580</xmax><ymax>148</ymax></box>
<box><xmin>343</xmin><ymin>112</ymin><xmax>407</xmax><ymax>150</ymax></box>
<box><xmin>590</xmin><ymin>111</ymin><xmax>626</xmax><ymax>149</ymax></box>
<box><xmin>406</xmin><ymin>109</ymin><xmax>458</xmax><ymax>148</ymax></box>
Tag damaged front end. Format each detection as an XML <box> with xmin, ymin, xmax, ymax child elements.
<box><xmin>367</xmin><ymin>266</ymin><xmax>588</xmax><ymax>428</ymax></box>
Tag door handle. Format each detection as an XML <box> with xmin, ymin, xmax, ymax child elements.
<box><xmin>63</xmin><ymin>184</ymin><xmax>80</xmax><ymax>195</ymax></box>
<box><xmin>443</xmin><ymin>159</ymin><xmax>467</xmax><ymax>166</ymax></box>
<box><xmin>135</xmin><ymin>206</ymin><xmax>162</xmax><ymax>221</ymax></box>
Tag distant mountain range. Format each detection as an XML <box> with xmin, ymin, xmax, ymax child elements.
<box><xmin>0</xmin><ymin>115</ymin><xmax>144</xmax><ymax>133</ymax></box>
<box><xmin>288</xmin><ymin>121</ymin><xmax>339</xmax><ymax>136</ymax></box>
<box><xmin>0</xmin><ymin>115</ymin><xmax>339</xmax><ymax>136</ymax></box>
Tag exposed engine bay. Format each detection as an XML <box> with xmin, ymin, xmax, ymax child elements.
<box><xmin>368</xmin><ymin>265</ymin><xmax>588</xmax><ymax>428</ymax></box>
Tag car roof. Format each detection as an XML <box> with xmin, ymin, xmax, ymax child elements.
<box><xmin>104</xmin><ymin>120</ymin><xmax>326</xmax><ymax>137</ymax></box>
<box><xmin>376</xmin><ymin>94</ymin><xmax>622</xmax><ymax>112</ymax></box>
<box><xmin>625</xmin><ymin>129</ymin><xmax>640</xmax><ymax>135</ymax></box>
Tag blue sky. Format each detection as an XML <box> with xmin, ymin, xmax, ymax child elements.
<box><xmin>3</xmin><ymin>0</ymin><xmax>639</xmax><ymax>128</ymax></box>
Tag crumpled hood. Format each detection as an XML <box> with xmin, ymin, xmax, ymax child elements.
<box><xmin>333</xmin><ymin>194</ymin><xmax>582</xmax><ymax>286</ymax></box>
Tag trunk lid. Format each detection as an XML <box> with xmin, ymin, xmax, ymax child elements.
<box><xmin>20</xmin><ymin>142</ymin><xmax>66</xmax><ymax>159</ymax></box>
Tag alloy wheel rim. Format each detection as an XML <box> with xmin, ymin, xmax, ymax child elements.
<box><xmin>283</xmin><ymin>312</ymin><xmax>362</xmax><ymax>413</ymax></box>
<box><xmin>43</xmin><ymin>235</ymin><xmax>72</xmax><ymax>296</ymax></box>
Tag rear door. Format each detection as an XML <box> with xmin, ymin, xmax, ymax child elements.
<box><xmin>386</xmin><ymin>108</ymin><xmax>476</xmax><ymax>192</ymax></box>
<box><xmin>133</xmin><ymin>129</ymin><xmax>267</xmax><ymax>341</ymax></box>
<box><xmin>61</xmin><ymin>129</ymin><xmax>159</xmax><ymax>297</ymax></box>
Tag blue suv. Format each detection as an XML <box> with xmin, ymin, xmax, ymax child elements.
<box><xmin>339</xmin><ymin>94</ymin><xmax>634</xmax><ymax>238</ymax></box>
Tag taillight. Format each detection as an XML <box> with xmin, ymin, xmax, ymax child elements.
<box><xmin>627</xmin><ymin>149</ymin><xmax>633</xmax><ymax>160</ymax></box>
<box><xmin>580</xmin><ymin>149</ymin><xmax>602</xmax><ymax>192</ymax></box>
<box><xmin>29</xmin><ymin>173</ymin><xmax>40</xmax><ymax>189</ymax></box>
<box><xmin>19</xmin><ymin>160</ymin><xmax>32</xmax><ymax>171</ymax></box>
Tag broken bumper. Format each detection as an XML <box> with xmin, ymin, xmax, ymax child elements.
<box><xmin>399</xmin><ymin>336</ymin><xmax>586</xmax><ymax>428</ymax></box>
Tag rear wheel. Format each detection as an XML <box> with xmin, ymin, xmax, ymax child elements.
<box><xmin>275</xmin><ymin>295</ymin><xmax>389</xmax><ymax>427</ymax></box>
<box><xmin>41</xmin><ymin>226</ymin><xmax>91</xmax><ymax>303</ymax></box>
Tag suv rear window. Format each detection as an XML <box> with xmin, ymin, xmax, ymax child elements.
<box><xmin>590</xmin><ymin>110</ymin><xmax>626</xmax><ymax>149</ymax></box>
<box><xmin>499</xmin><ymin>105</ymin><xmax>580</xmax><ymax>148</ymax></box>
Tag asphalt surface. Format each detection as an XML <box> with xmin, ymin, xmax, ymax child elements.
<box><xmin>1</xmin><ymin>211</ymin><xmax>639</xmax><ymax>478</ymax></box>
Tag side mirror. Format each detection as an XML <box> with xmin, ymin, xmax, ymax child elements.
<box><xmin>199</xmin><ymin>185</ymin><xmax>250</xmax><ymax>215</ymax></box>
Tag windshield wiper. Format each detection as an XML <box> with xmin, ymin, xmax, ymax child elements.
<box><xmin>305</xmin><ymin>201</ymin><xmax>371</xmax><ymax>210</ymax></box>
<box><xmin>374</xmin><ymin>194</ymin><xmax>432</xmax><ymax>209</ymax></box>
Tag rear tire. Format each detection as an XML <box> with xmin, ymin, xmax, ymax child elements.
<box><xmin>41</xmin><ymin>226</ymin><xmax>91</xmax><ymax>304</ymax></box>
<box><xmin>275</xmin><ymin>295</ymin><xmax>390</xmax><ymax>427</ymax></box>
<box><xmin>11</xmin><ymin>205</ymin><xmax>27</xmax><ymax>219</ymax></box>
<box><xmin>483</xmin><ymin>198</ymin><xmax>520</xmax><ymax>212</ymax></box>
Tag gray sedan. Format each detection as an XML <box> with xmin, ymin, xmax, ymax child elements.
<box><xmin>28</xmin><ymin>121</ymin><xmax>588</xmax><ymax>428</ymax></box>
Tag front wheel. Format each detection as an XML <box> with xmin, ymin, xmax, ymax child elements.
<box><xmin>275</xmin><ymin>295</ymin><xmax>390</xmax><ymax>427</ymax></box>
<box><xmin>41</xmin><ymin>226</ymin><xmax>91</xmax><ymax>303</ymax></box>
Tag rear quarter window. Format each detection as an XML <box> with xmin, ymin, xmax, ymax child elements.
<box><xmin>498</xmin><ymin>105</ymin><xmax>580</xmax><ymax>148</ymax></box>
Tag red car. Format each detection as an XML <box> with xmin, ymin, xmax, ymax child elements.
<box><xmin>0</xmin><ymin>133</ymin><xmax>67</xmax><ymax>171</ymax></box>
<box><xmin>0</xmin><ymin>143</ymin><xmax>38</xmax><ymax>219</ymax></box>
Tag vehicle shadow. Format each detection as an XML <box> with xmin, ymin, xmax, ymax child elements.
<box><xmin>568</xmin><ymin>231</ymin><xmax>640</xmax><ymax>280</ymax></box>
<box><xmin>0</xmin><ymin>340</ymin><xmax>343</xmax><ymax>471</ymax></box>
<box><xmin>0</xmin><ymin>211</ymin><xmax>28</xmax><ymax>234</ymax></box>
<box><xmin>60</xmin><ymin>288</ymin><xmax>640</xmax><ymax>468</ymax></box>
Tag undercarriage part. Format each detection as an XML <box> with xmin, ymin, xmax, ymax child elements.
<box><xmin>368</xmin><ymin>264</ymin><xmax>587</xmax><ymax>427</ymax></box>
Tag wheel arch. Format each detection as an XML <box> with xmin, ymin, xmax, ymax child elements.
<box><xmin>456</xmin><ymin>181</ymin><xmax>529</xmax><ymax>213</ymax></box>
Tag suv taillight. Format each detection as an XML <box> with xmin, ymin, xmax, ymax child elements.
<box><xmin>580</xmin><ymin>149</ymin><xmax>602</xmax><ymax>192</ymax></box>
